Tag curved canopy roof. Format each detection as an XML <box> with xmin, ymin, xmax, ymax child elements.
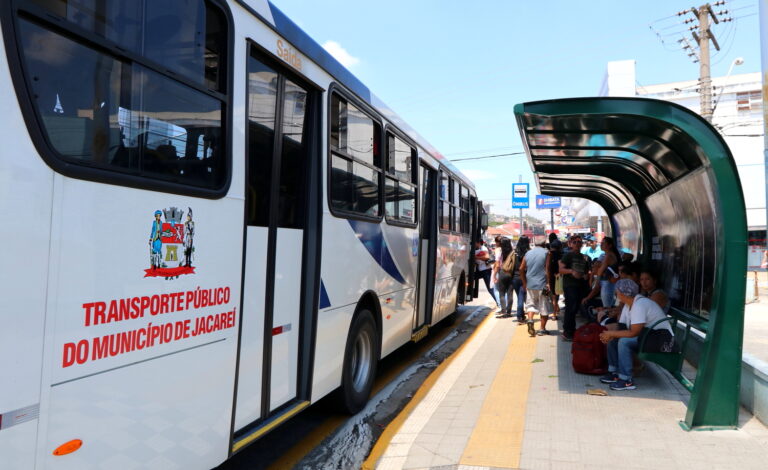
<box><xmin>514</xmin><ymin>97</ymin><xmax>719</xmax><ymax>215</ymax></box>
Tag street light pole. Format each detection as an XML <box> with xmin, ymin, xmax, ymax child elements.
<box><xmin>518</xmin><ymin>174</ymin><xmax>523</xmax><ymax>241</ymax></box>
<box><xmin>711</xmin><ymin>57</ymin><xmax>744</xmax><ymax>117</ymax></box>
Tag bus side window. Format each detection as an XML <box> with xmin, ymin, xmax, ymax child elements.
<box><xmin>384</xmin><ymin>133</ymin><xmax>416</xmax><ymax>225</ymax></box>
<box><xmin>25</xmin><ymin>0</ymin><xmax>226</xmax><ymax>92</ymax></box>
<box><xmin>439</xmin><ymin>171</ymin><xmax>450</xmax><ymax>230</ymax></box>
<box><xmin>329</xmin><ymin>94</ymin><xmax>381</xmax><ymax>218</ymax></box>
<box><xmin>460</xmin><ymin>185</ymin><xmax>470</xmax><ymax>234</ymax></box>
<box><xmin>14</xmin><ymin>1</ymin><xmax>229</xmax><ymax>190</ymax></box>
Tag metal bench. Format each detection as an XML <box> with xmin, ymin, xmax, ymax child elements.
<box><xmin>638</xmin><ymin>307</ymin><xmax>708</xmax><ymax>392</ymax></box>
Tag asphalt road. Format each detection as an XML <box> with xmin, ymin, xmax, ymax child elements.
<box><xmin>218</xmin><ymin>300</ymin><xmax>491</xmax><ymax>470</ymax></box>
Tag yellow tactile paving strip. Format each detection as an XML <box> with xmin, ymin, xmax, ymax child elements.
<box><xmin>458</xmin><ymin>325</ymin><xmax>537</xmax><ymax>468</ymax></box>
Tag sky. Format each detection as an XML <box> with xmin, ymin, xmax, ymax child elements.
<box><xmin>269</xmin><ymin>0</ymin><xmax>762</xmax><ymax>219</ymax></box>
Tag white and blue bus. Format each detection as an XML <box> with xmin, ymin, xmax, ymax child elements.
<box><xmin>0</xmin><ymin>1</ymin><xmax>483</xmax><ymax>468</ymax></box>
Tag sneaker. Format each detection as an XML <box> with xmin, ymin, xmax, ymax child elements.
<box><xmin>495</xmin><ymin>313</ymin><xmax>511</xmax><ymax>318</ymax></box>
<box><xmin>561</xmin><ymin>333</ymin><xmax>573</xmax><ymax>342</ymax></box>
<box><xmin>527</xmin><ymin>321</ymin><xmax>536</xmax><ymax>337</ymax></box>
<box><xmin>599</xmin><ymin>373</ymin><xmax>618</xmax><ymax>384</ymax></box>
<box><xmin>536</xmin><ymin>329</ymin><xmax>547</xmax><ymax>336</ymax></box>
<box><xmin>609</xmin><ymin>379</ymin><xmax>637</xmax><ymax>391</ymax></box>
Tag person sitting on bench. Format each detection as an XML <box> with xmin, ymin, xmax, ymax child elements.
<box><xmin>639</xmin><ymin>268</ymin><xmax>670</xmax><ymax>313</ymax></box>
<box><xmin>597</xmin><ymin>279</ymin><xmax>675</xmax><ymax>391</ymax></box>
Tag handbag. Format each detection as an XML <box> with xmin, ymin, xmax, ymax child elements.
<box><xmin>554</xmin><ymin>275</ymin><xmax>564</xmax><ymax>296</ymax></box>
<box><xmin>501</xmin><ymin>252</ymin><xmax>516</xmax><ymax>274</ymax></box>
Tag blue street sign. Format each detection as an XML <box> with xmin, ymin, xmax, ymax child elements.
<box><xmin>535</xmin><ymin>195</ymin><xmax>562</xmax><ymax>209</ymax></box>
<box><xmin>512</xmin><ymin>183</ymin><xmax>529</xmax><ymax>208</ymax></box>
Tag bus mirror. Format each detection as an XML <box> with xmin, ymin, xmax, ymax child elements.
<box><xmin>480</xmin><ymin>213</ymin><xmax>489</xmax><ymax>231</ymax></box>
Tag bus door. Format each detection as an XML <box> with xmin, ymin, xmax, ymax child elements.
<box><xmin>469</xmin><ymin>195</ymin><xmax>479</xmax><ymax>299</ymax></box>
<box><xmin>414</xmin><ymin>163</ymin><xmax>437</xmax><ymax>333</ymax></box>
<box><xmin>235</xmin><ymin>48</ymin><xmax>315</xmax><ymax>430</ymax></box>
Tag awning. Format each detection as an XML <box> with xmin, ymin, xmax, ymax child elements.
<box><xmin>514</xmin><ymin>98</ymin><xmax>718</xmax><ymax>215</ymax></box>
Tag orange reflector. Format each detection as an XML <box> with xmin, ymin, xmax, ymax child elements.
<box><xmin>53</xmin><ymin>439</ymin><xmax>82</xmax><ymax>456</ymax></box>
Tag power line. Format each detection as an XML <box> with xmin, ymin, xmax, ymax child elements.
<box><xmin>449</xmin><ymin>151</ymin><xmax>527</xmax><ymax>162</ymax></box>
<box><xmin>444</xmin><ymin>145</ymin><xmax>523</xmax><ymax>157</ymax></box>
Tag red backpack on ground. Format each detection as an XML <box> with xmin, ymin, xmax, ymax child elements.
<box><xmin>572</xmin><ymin>322</ymin><xmax>608</xmax><ymax>375</ymax></box>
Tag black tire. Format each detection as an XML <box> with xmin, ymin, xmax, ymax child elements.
<box><xmin>455</xmin><ymin>275</ymin><xmax>466</xmax><ymax>309</ymax></box>
<box><xmin>338</xmin><ymin>309</ymin><xmax>379</xmax><ymax>414</ymax></box>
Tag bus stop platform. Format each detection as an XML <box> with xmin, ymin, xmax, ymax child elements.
<box><xmin>363</xmin><ymin>293</ymin><xmax>768</xmax><ymax>470</ymax></box>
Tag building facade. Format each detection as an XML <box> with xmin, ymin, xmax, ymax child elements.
<box><xmin>601</xmin><ymin>60</ymin><xmax>766</xmax><ymax>267</ymax></box>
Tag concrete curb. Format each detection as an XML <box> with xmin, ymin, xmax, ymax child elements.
<box><xmin>675</xmin><ymin>323</ymin><xmax>768</xmax><ymax>427</ymax></box>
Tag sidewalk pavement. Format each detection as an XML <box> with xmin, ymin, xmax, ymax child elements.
<box><xmin>365</xmin><ymin>291</ymin><xmax>768</xmax><ymax>470</ymax></box>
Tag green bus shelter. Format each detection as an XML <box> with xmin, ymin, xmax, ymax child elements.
<box><xmin>514</xmin><ymin>97</ymin><xmax>748</xmax><ymax>430</ymax></box>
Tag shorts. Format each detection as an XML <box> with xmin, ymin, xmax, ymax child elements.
<box><xmin>524</xmin><ymin>289</ymin><xmax>552</xmax><ymax>316</ymax></box>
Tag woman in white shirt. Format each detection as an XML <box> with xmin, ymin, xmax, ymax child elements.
<box><xmin>598</xmin><ymin>279</ymin><xmax>674</xmax><ymax>391</ymax></box>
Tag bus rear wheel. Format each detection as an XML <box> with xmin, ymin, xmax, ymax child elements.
<box><xmin>338</xmin><ymin>309</ymin><xmax>379</xmax><ymax>414</ymax></box>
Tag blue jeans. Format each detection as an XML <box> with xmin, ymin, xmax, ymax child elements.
<box><xmin>479</xmin><ymin>269</ymin><xmax>499</xmax><ymax>306</ymax></box>
<box><xmin>607</xmin><ymin>336</ymin><xmax>638</xmax><ymax>380</ymax></box>
<box><xmin>600</xmin><ymin>280</ymin><xmax>616</xmax><ymax>308</ymax></box>
<box><xmin>512</xmin><ymin>278</ymin><xmax>526</xmax><ymax>320</ymax></box>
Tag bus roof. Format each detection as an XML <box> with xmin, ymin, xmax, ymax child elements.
<box><xmin>236</xmin><ymin>0</ymin><xmax>473</xmax><ymax>189</ymax></box>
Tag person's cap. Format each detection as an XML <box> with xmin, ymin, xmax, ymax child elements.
<box><xmin>615</xmin><ymin>279</ymin><xmax>639</xmax><ymax>297</ymax></box>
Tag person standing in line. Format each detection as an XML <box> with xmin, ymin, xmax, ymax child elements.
<box><xmin>511</xmin><ymin>236</ymin><xmax>530</xmax><ymax>323</ymax></box>
<box><xmin>562</xmin><ymin>235</ymin><xmax>572</xmax><ymax>255</ymax></box>
<box><xmin>547</xmin><ymin>232</ymin><xmax>563</xmax><ymax>319</ymax></box>
<box><xmin>474</xmin><ymin>240</ymin><xmax>499</xmax><ymax>308</ymax></box>
<box><xmin>493</xmin><ymin>235</ymin><xmax>505</xmax><ymax>307</ymax></box>
<box><xmin>558</xmin><ymin>235</ymin><xmax>590</xmax><ymax>341</ymax></box>
<box><xmin>520</xmin><ymin>238</ymin><xmax>552</xmax><ymax>336</ymax></box>
<box><xmin>491</xmin><ymin>238</ymin><xmax>516</xmax><ymax>318</ymax></box>
<box><xmin>584</xmin><ymin>236</ymin><xmax>621</xmax><ymax>309</ymax></box>
<box><xmin>581</xmin><ymin>237</ymin><xmax>603</xmax><ymax>261</ymax></box>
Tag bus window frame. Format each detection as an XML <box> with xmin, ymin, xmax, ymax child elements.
<box><xmin>437</xmin><ymin>166</ymin><xmax>473</xmax><ymax>236</ymax></box>
<box><xmin>0</xmin><ymin>0</ymin><xmax>234</xmax><ymax>199</ymax></box>
<box><xmin>326</xmin><ymin>84</ymin><xmax>384</xmax><ymax>223</ymax></box>
<box><xmin>383</xmin><ymin>124</ymin><xmax>418</xmax><ymax>228</ymax></box>
<box><xmin>459</xmin><ymin>184</ymin><xmax>470</xmax><ymax>234</ymax></box>
<box><xmin>438</xmin><ymin>165</ymin><xmax>457</xmax><ymax>234</ymax></box>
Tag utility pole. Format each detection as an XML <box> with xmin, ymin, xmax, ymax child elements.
<box><xmin>687</xmin><ymin>3</ymin><xmax>723</xmax><ymax>121</ymax></box>
<box><xmin>655</xmin><ymin>1</ymin><xmax>734</xmax><ymax>119</ymax></box>
<box><xmin>550</xmin><ymin>209</ymin><xmax>554</xmax><ymax>232</ymax></box>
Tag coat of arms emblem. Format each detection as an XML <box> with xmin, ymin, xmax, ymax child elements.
<box><xmin>146</xmin><ymin>207</ymin><xmax>196</xmax><ymax>279</ymax></box>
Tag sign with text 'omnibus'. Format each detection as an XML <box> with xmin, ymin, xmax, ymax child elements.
<box><xmin>535</xmin><ymin>195</ymin><xmax>561</xmax><ymax>209</ymax></box>
<box><xmin>512</xmin><ymin>183</ymin><xmax>529</xmax><ymax>208</ymax></box>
